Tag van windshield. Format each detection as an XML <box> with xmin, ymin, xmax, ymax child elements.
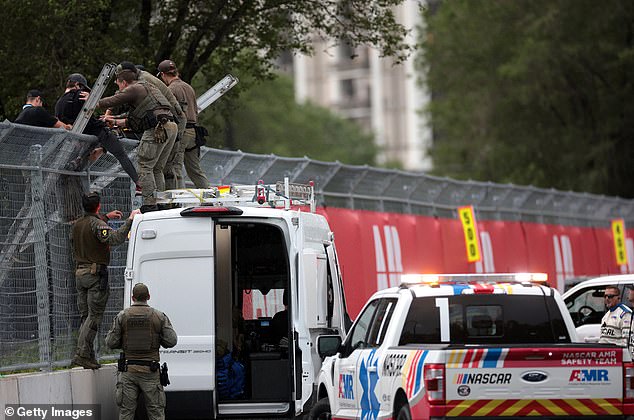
<box><xmin>399</xmin><ymin>294</ymin><xmax>570</xmax><ymax>345</ymax></box>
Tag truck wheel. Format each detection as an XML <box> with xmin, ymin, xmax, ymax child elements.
<box><xmin>396</xmin><ymin>402</ymin><xmax>412</xmax><ymax>420</ymax></box>
<box><xmin>308</xmin><ymin>397</ymin><xmax>331</xmax><ymax>420</ymax></box>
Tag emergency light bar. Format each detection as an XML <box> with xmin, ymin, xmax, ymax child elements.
<box><xmin>400</xmin><ymin>273</ymin><xmax>549</xmax><ymax>287</ymax></box>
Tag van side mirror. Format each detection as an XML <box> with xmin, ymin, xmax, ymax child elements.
<box><xmin>317</xmin><ymin>335</ymin><xmax>342</xmax><ymax>358</ymax></box>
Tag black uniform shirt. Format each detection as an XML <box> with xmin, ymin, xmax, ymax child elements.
<box><xmin>55</xmin><ymin>89</ymin><xmax>105</xmax><ymax>135</ymax></box>
<box><xmin>14</xmin><ymin>105</ymin><xmax>59</xmax><ymax>128</ymax></box>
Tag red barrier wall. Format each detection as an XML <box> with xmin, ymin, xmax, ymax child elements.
<box><xmin>318</xmin><ymin>207</ymin><xmax>631</xmax><ymax>317</ymax></box>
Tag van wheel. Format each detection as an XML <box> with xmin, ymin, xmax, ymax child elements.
<box><xmin>309</xmin><ymin>397</ymin><xmax>331</xmax><ymax>420</ymax></box>
<box><xmin>396</xmin><ymin>402</ymin><xmax>412</xmax><ymax>420</ymax></box>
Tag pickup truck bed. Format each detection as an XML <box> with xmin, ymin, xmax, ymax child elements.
<box><xmin>390</xmin><ymin>344</ymin><xmax>627</xmax><ymax>418</ymax></box>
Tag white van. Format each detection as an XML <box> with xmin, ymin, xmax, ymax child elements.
<box><xmin>123</xmin><ymin>182</ymin><xmax>350</xmax><ymax>418</ymax></box>
<box><xmin>563</xmin><ymin>274</ymin><xmax>634</xmax><ymax>342</ymax></box>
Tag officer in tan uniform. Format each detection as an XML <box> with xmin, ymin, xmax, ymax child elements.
<box><xmin>115</xmin><ymin>62</ymin><xmax>187</xmax><ymax>190</ymax></box>
<box><xmin>106</xmin><ymin>283</ymin><xmax>178</xmax><ymax>420</ymax></box>
<box><xmin>98</xmin><ymin>67</ymin><xmax>178</xmax><ymax>213</ymax></box>
<box><xmin>158</xmin><ymin>59</ymin><xmax>210</xmax><ymax>189</ymax></box>
<box><xmin>72</xmin><ymin>192</ymin><xmax>140</xmax><ymax>369</ymax></box>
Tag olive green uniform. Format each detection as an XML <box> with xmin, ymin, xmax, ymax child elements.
<box><xmin>98</xmin><ymin>82</ymin><xmax>178</xmax><ymax>206</ymax></box>
<box><xmin>166</xmin><ymin>78</ymin><xmax>209</xmax><ymax>189</ymax></box>
<box><xmin>139</xmin><ymin>71</ymin><xmax>187</xmax><ymax>188</ymax></box>
<box><xmin>106</xmin><ymin>302</ymin><xmax>178</xmax><ymax>420</ymax></box>
<box><xmin>72</xmin><ymin>213</ymin><xmax>133</xmax><ymax>360</ymax></box>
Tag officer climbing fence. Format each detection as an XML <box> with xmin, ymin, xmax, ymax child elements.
<box><xmin>1</xmin><ymin>120</ymin><xmax>634</xmax><ymax>373</ymax></box>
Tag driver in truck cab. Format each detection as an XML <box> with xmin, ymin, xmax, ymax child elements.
<box><xmin>599</xmin><ymin>285</ymin><xmax>631</xmax><ymax>346</ymax></box>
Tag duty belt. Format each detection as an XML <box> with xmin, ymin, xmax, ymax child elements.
<box><xmin>76</xmin><ymin>262</ymin><xmax>106</xmax><ymax>270</ymax></box>
<box><xmin>185</xmin><ymin>122</ymin><xmax>196</xmax><ymax>128</ymax></box>
<box><xmin>126</xmin><ymin>359</ymin><xmax>161</xmax><ymax>372</ymax></box>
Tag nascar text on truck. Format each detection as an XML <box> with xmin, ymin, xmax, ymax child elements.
<box><xmin>310</xmin><ymin>273</ymin><xmax>634</xmax><ymax>420</ymax></box>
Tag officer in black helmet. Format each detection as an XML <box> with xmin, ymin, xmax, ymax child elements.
<box><xmin>55</xmin><ymin>73</ymin><xmax>140</xmax><ymax>193</ymax></box>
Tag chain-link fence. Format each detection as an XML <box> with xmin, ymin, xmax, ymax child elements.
<box><xmin>0</xmin><ymin>123</ymin><xmax>133</xmax><ymax>372</ymax></box>
<box><xmin>1</xmin><ymin>121</ymin><xmax>634</xmax><ymax>372</ymax></box>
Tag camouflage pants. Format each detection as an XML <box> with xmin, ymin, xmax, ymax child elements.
<box><xmin>116</xmin><ymin>371</ymin><xmax>165</xmax><ymax>420</ymax></box>
<box><xmin>75</xmin><ymin>271</ymin><xmax>109</xmax><ymax>359</ymax></box>
<box><xmin>137</xmin><ymin>121</ymin><xmax>178</xmax><ymax>205</ymax></box>
<box><xmin>182</xmin><ymin>128</ymin><xmax>209</xmax><ymax>189</ymax></box>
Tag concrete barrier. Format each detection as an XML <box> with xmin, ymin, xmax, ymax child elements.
<box><xmin>0</xmin><ymin>364</ymin><xmax>118</xmax><ymax>420</ymax></box>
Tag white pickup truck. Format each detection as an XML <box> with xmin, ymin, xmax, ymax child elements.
<box><xmin>310</xmin><ymin>273</ymin><xmax>634</xmax><ymax>420</ymax></box>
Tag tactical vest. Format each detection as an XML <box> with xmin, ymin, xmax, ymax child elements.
<box><xmin>72</xmin><ymin>214</ymin><xmax>110</xmax><ymax>265</ymax></box>
<box><xmin>122</xmin><ymin>305</ymin><xmax>161</xmax><ymax>361</ymax></box>
<box><xmin>127</xmin><ymin>81</ymin><xmax>173</xmax><ymax>133</ymax></box>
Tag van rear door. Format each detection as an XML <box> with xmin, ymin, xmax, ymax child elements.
<box><xmin>127</xmin><ymin>215</ymin><xmax>215</xmax><ymax>416</ymax></box>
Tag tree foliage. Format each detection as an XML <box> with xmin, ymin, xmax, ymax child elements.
<box><xmin>197</xmin><ymin>75</ymin><xmax>377</xmax><ymax>165</ymax></box>
<box><xmin>421</xmin><ymin>0</ymin><xmax>634</xmax><ymax>197</ymax></box>
<box><xmin>0</xmin><ymin>0</ymin><xmax>410</xmax><ymax>122</ymax></box>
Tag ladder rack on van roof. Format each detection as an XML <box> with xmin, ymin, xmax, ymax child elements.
<box><xmin>155</xmin><ymin>178</ymin><xmax>316</xmax><ymax>212</ymax></box>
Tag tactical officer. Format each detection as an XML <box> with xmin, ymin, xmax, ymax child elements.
<box><xmin>116</xmin><ymin>61</ymin><xmax>187</xmax><ymax>191</ymax></box>
<box><xmin>72</xmin><ymin>192</ymin><xmax>140</xmax><ymax>369</ymax></box>
<box><xmin>98</xmin><ymin>66</ymin><xmax>178</xmax><ymax>213</ymax></box>
<box><xmin>106</xmin><ymin>283</ymin><xmax>178</xmax><ymax>420</ymax></box>
<box><xmin>599</xmin><ymin>285</ymin><xmax>632</xmax><ymax>346</ymax></box>
<box><xmin>158</xmin><ymin>59</ymin><xmax>210</xmax><ymax>189</ymax></box>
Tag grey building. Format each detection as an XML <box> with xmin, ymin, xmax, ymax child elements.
<box><xmin>291</xmin><ymin>0</ymin><xmax>431</xmax><ymax>171</ymax></box>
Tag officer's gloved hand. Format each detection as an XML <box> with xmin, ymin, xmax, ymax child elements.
<box><xmin>105</xmin><ymin>210</ymin><xmax>123</xmax><ymax>220</ymax></box>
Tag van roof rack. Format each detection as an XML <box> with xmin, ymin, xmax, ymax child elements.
<box><xmin>155</xmin><ymin>178</ymin><xmax>315</xmax><ymax>212</ymax></box>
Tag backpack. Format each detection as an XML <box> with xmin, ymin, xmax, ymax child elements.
<box><xmin>216</xmin><ymin>352</ymin><xmax>245</xmax><ymax>399</ymax></box>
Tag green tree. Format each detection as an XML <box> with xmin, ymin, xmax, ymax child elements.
<box><xmin>421</xmin><ymin>0</ymin><xmax>634</xmax><ymax>197</ymax></box>
<box><xmin>197</xmin><ymin>75</ymin><xmax>377</xmax><ymax>165</ymax></box>
<box><xmin>0</xmin><ymin>0</ymin><xmax>410</xmax><ymax>121</ymax></box>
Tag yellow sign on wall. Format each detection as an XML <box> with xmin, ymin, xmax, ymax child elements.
<box><xmin>611</xmin><ymin>219</ymin><xmax>628</xmax><ymax>266</ymax></box>
<box><xmin>458</xmin><ymin>205</ymin><xmax>481</xmax><ymax>263</ymax></box>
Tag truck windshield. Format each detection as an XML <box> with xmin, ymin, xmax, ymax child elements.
<box><xmin>399</xmin><ymin>294</ymin><xmax>570</xmax><ymax>345</ymax></box>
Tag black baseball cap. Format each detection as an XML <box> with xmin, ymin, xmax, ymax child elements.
<box><xmin>68</xmin><ymin>73</ymin><xmax>89</xmax><ymax>88</ymax></box>
<box><xmin>115</xmin><ymin>61</ymin><xmax>138</xmax><ymax>76</ymax></box>
<box><xmin>27</xmin><ymin>89</ymin><xmax>43</xmax><ymax>98</ymax></box>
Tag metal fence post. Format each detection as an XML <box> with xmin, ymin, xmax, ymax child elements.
<box><xmin>29</xmin><ymin>144</ymin><xmax>52</xmax><ymax>371</ymax></box>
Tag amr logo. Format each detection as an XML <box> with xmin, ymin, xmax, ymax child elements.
<box><xmin>373</xmin><ymin>225</ymin><xmax>402</xmax><ymax>290</ymax></box>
